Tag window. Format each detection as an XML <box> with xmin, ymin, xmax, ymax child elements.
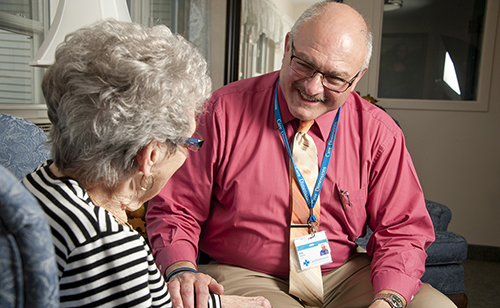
<box><xmin>0</xmin><ymin>30</ymin><xmax>36</xmax><ymax>104</ymax></box>
<box><xmin>237</xmin><ymin>0</ymin><xmax>293</xmax><ymax>81</ymax></box>
<box><xmin>0</xmin><ymin>0</ymin><xmax>210</xmax><ymax>123</ymax></box>
<box><xmin>350</xmin><ymin>0</ymin><xmax>498</xmax><ymax>111</ymax></box>
<box><xmin>0</xmin><ymin>0</ymin><xmax>46</xmax><ymax>121</ymax></box>
<box><xmin>128</xmin><ymin>0</ymin><xmax>210</xmax><ymax>61</ymax></box>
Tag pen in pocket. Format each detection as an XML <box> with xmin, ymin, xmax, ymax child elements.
<box><xmin>340</xmin><ymin>189</ymin><xmax>351</xmax><ymax>210</ymax></box>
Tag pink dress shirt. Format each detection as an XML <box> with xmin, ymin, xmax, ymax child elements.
<box><xmin>147</xmin><ymin>71</ymin><xmax>434</xmax><ymax>303</ymax></box>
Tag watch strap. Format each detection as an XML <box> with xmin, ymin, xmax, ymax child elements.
<box><xmin>372</xmin><ymin>293</ymin><xmax>404</xmax><ymax>308</ymax></box>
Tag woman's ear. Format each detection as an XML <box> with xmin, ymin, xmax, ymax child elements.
<box><xmin>136</xmin><ymin>140</ymin><xmax>162</xmax><ymax>178</ymax></box>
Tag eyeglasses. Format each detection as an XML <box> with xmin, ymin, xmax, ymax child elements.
<box><xmin>290</xmin><ymin>41</ymin><xmax>359</xmax><ymax>93</ymax></box>
<box><xmin>182</xmin><ymin>131</ymin><xmax>204</xmax><ymax>152</ymax></box>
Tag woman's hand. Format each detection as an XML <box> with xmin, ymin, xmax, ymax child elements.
<box><xmin>167</xmin><ymin>270</ymin><xmax>224</xmax><ymax>308</ymax></box>
<box><xmin>220</xmin><ymin>295</ymin><xmax>272</xmax><ymax>308</ymax></box>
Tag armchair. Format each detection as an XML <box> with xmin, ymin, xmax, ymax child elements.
<box><xmin>0</xmin><ymin>165</ymin><xmax>59</xmax><ymax>307</ymax></box>
<box><xmin>356</xmin><ymin>200</ymin><xmax>468</xmax><ymax>308</ymax></box>
<box><xmin>0</xmin><ymin>113</ymin><xmax>51</xmax><ymax>180</ymax></box>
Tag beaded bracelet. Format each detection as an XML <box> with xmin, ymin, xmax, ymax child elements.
<box><xmin>166</xmin><ymin>267</ymin><xmax>198</xmax><ymax>282</ymax></box>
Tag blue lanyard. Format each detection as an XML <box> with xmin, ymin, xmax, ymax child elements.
<box><xmin>274</xmin><ymin>78</ymin><xmax>341</xmax><ymax>224</ymax></box>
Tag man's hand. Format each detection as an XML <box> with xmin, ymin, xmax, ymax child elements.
<box><xmin>369</xmin><ymin>299</ymin><xmax>392</xmax><ymax>308</ymax></box>
<box><xmin>166</xmin><ymin>262</ymin><xmax>224</xmax><ymax>308</ymax></box>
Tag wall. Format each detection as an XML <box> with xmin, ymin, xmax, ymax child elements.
<box><xmin>347</xmin><ymin>0</ymin><xmax>500</xmax><ymax>247</ymax></box>
<box><xmin>386</xmin><ymin>23</ymin><xmax>500</xmax><ymax>248</ymax></box>
<box><xmin>209</xmin><ymin>0</ymin><xmax>227</xmax><ymax>91</ymax></box>
<box><xmin>389</xmin><ymin>89</ymin><xmax>500</xmax><ymax>248</ymax></box>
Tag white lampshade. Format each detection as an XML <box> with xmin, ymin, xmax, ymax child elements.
<box><xmin>29</xmin><ymin>0</ymin><xmax>131</xmax><ymax>67</ymax></box>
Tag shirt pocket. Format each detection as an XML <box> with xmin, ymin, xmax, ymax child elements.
<box><xmin>332</xmin><ymin>183</ymin><xmax>368</xmax><ymax>242</ymax></box>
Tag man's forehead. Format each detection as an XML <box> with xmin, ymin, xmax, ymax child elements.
<box><xmin>292</xmin><ymin>32</ymin><xmax>365</xmax><ymax>78</ymax></box>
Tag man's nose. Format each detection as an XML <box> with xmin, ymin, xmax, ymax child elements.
<box><xmin>302</xmin><ymin>73</ymin><xmax>325</xmax><ymax>96</ymax></box>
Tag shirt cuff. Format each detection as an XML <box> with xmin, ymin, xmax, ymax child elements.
<box><xmin>153</xmin><ymin>243</ymin><xmax>198</xmax><ymax>277</ymax></box>
<box><xmin>372</xmin><ymin>270</ymin><xmax>423</xmax><ymax>304</ymax></box>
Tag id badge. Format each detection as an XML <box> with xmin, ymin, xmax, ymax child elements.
<box><xmin>294</xmin><ymin>230</ymin><xmax>332</xmax><ymax>271</ymax></box>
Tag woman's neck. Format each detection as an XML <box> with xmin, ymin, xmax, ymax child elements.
<box><xmin>48</xmin><ymin>162</ymin><xmax>138</xmax><ymax>222</ymax></box>
<box><xmin>86</xmin><ymin>187</ymin><xmax>129</xmax><ymax>222</ymax></box>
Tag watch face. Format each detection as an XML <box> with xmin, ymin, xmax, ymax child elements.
<box><xmin>390</xmin><ymin>294</ymin><xmax>404</xmax><ymax>308</ymax></box>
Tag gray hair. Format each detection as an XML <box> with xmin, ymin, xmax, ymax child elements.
<box><xmin>290</xmin><ymin>1</ymin><xmax>373</xmax><ymax>72</ymax></box>
<box><xmin>42</xmin><ymin>19</ymin><xmax>212</xmax><ymax>187</ymax></box>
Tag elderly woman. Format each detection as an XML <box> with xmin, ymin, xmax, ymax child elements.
<box><xmin>22</xmin><ymin>19</ymin><xmax>270</xmax><ymax>308</ymax></box>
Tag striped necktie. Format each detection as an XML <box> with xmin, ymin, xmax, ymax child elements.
<box><xmin>289</xmin><ymin>120</ymin><xmax>323</xmax><ymax>307</ymax></box>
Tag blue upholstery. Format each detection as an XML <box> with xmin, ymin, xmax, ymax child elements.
<box><xmin>426</xmin><ymin>200</ymin><xmax>452</xmax><ymax>232</ymax></box>
<box><xmin>356</xmin><ymin>200</ymin><xmax>468</xmax><ymax>295</ymax></box>
<box><xmin>0</xmin><ymin>165</ymin><xmax>59</xmax><ymax>307</ymax></box>
<box><xmin>0</xmin><ymin>113</ymin><xmax>51</xmax><ymax>180</ymax></box>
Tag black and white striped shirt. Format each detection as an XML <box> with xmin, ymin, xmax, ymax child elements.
<box><xmin>23</xmin><ymin>161</ymin><xmax>221</xmax><ymax>308</ymax></box>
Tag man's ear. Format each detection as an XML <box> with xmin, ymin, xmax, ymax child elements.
<box><xmin>350</xmin><ymin>67</ymin><xmax>369</xmax><ymax>93</ymax></box>
<box><xmin>282</xmin><ymin>32</ymin><xmax>292</xmax><ymax>63</ymax></box>
<box><xmin>136</xmin><ymin>140</ymin><xmax>161</xmax><ymax>178</ymax></box>
<box><xmin>358</xmin><ymin>67</ymin><xmax>368</xmax><ymax>80</ymax></box>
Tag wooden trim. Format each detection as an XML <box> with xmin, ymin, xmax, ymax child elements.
<box><xmin>224</xmin><ymin>0</ymin><xmax>241</xmax><ymax>85</ymax></box>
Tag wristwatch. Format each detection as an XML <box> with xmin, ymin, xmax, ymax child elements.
<box><xmin>373</xmin><ymin>293</ymin><xmax>404</xmax><ymax>308</ymax></box>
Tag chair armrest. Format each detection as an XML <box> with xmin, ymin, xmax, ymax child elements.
<box><xmin>425</xmin><ymin>200</ymin><xmax>452</xmax><ymax>232</ymax></box>
<box><xmin>426</xmin><ymin>231</ymin><xmax>468</xmax><ymax>265</ymax></box>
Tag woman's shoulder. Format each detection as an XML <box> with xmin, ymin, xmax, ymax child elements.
<box><xmin>23</xmin><ymin>165</ymin><xmax>143</xmax><ymax>253</ymax></box>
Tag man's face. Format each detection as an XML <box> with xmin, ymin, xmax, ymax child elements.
<box><xmin>279</xmin><ymin>16</ymin><xmax>367</xmax><ymax>121</ymax></box>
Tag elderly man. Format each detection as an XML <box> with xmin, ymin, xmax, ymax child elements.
<box><xmin>147</xmin><ymin>2</ymin><xmax>457</xmax><ymax>308</ymax></box>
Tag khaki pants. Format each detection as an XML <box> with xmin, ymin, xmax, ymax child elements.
<box><xmin>199</xmin><ymin>253</ymin><xmax>456</xmax><ymax>308</ymax></box>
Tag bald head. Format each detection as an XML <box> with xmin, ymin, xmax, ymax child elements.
<box><xmin>290</xmin><ymin>2</ymin><xmax>372</xmax><ymax>71</ymax></box>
